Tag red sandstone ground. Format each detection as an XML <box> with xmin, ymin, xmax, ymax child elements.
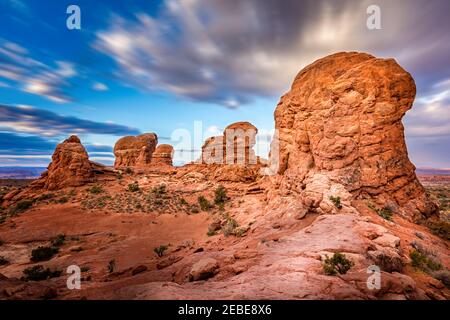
<box><xmin>0</xmin><ymin>171</ymin><xmax>448</xmax><ymax>300</ymax></box>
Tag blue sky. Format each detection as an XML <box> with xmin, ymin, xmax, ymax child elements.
<box><xmin>0</xmin><ymin>0</ymin><xmax>449</xmax><ymax>167</ymax></box>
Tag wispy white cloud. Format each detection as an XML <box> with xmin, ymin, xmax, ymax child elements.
<box><xmin>92</xmin><ymin>82</ymin><xmax>109</xmax><ymax>91</ymax></box>
<box><xmin>0</xmin><ymin>40</ymin><xmax>77</xmax><ymax>103</ymax></box>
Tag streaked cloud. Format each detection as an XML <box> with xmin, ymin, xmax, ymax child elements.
<box><xmin>93</xmin><ymin>82</ymin><xmax>109</xmax><ymax>91</ymax></box>
<box><xmin>0</xmin><ymin>104</ymin><xmax>141</xmax><ymax>137</ymax></box>
<box><xmin>0</xmin><ymin>39</ymin><xmax>77</xmax><ymax>103</ymax></box>
<box><xmin>94</xmin><ymin>0</ymin><xmax>450</xmax><ymax>109</ymax></box>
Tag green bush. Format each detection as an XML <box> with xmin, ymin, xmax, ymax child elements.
<box><xmin>31</xmin><ymin>246</ymin><xmax>59</xmax><ymax>262</ymax></box>
<box><xmin>425</xmin><ymin>220</ymin><xmax>450</xmax><ymax>241</ymax></box>
<box><xmin>0</xmin><ymin>256</ymin><xmax>9</xmax><ymax>265</ymax></box>
<box><xmin>329</xmin><ymin>196</ymin><xmax>342</xmax><ymax>209</ymax></box>
<box><xmin>323</xmin><ymin>252</ymin><xmax>354</xmax><ymax>275</ymax></box>
<box><xmin>431</xmin><ymin>270</ymin><xmax>450</xmax><ymax>289</ymax></box>
<box><xmin>22</xmin><ymin>265</ymin><xmax>61</xmax><ymax>281</ymax></box>
<box><xmin>368</xmin><ymin>202</ymin><xmax>393</xmax><ymax>221</ymax></box>
<box><xmin>12</xmin><ymin>199</ymin><xmax>34</xmax><ymax>214</ymax></box>
<box><xmin>410</xmin><ymin>249</ymin><xmax>442</xmax><ymax>272</ymax></box>
<box><xmin>222</xmin><ymin>217</ymin><xmax>239</xmax><ymax>237</ymax></box>
<box><xmin>152</xmin><ymin>184</ymin><xmax>166</xmax><ymax>196</ymax></box>
<box><xmin>128</xmin><ymin>182</ymin><xmax>140</xmax><ymax>192</ymax></box>
<box><xmin>89</xmin><ymin>185</ymin><xmax>103</xmax><ymax>194</ymax></box>
<box><xmin>179</xmin><ymin>198</ymin><xmax>188</xmax><ymax>205</ymax></box>
<box><xmin>153</xmin><ymin>244</ymin><xmax>168</xmax><ymax>257</ymax></box>
<box><xmin>198</xmin><ymin>196</ymin><xmax>212</xmax><ymax>211</ymax></box>
<box><xmin>37</xmin><ymin>193</ymin><xmax>54</xmax><ymax>201</ymax></box>
<box><xmin>51</xmin><ymin>234</ymin><xmax>66</xmax><ymax>247</ymax></box>
<box><xmin>214</xmin><ymin>185</ymin><xmax>228</xmax><ymax>205</ymax></box>
<box><xmin>58</xmin><ymin>196</ymin><xmax>69</xmax><ymax>204</ymax></box>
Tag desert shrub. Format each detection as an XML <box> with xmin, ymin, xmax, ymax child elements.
<box><xmin>80</xmin><ymin>266</ymin><xmax>90</xmax><ymax>273</ymax></box>
<box><xmin>37</xmin><ymin>193</ymin><xmax>54</xmax><ymax>201</ymax></box>
<box><xmin>207</xmin><ymin>220</ymin><xmax>221</xmax><ymax>237</ymax></box>
<box><xmin>58</xmin><ymin>196</ymin><xmax>69</xmax><ymax>204</ymax></box>
<box><xmin>425</xmin><ymin>220</ymin><xmax>450</xmax><ymax>241</ymax></box>
<box><xmin>329</xmin><ymin>196</ymin><xmax>342</xmax><ymax>209</ymax></box>
<box><xmin>368</xmin><ymin>202</ymin><xmax>393</xmax><ymax>221</ymax></box>
<box><xmin>31</xmin><ymin>246</ymin><xmax>59</xmax><ymax>262</ymax></box>
<box><xmin>107</xmin><ymin>259</ymin><xmax>116</xmax><ymax>273</ymax></box>
<box><xmin>0</xmin><ymin>215</ymin><xmax>5</xmax><ymax>224</ymax></box>
<box><xmin>51</xmin><ymin>234</ymin><xmax>66</xmax><ymax>247</ymax></box>
<box><xmin>12</xmin><ymin>199</ymin><xmax>34</xmax><ymax>214</ymax></box>
<box><xmin>128</xmin><ymin>182</ymin><xmax>140</xmax><ymax>192</ymax></box>
<box><xmin>234</xmin><ymin>227</ymin><xmax>248</xmax><ymax>237</ymax></box>
<box><xmin>152</xmin><ymin>184</ymin><xmax>166</xmax><ymax>196</ymax></box>
<box><xmin>431</xmin><ymin>270</ymin><xmax>450</xmax><ymax>289</ymax></box>
<box><xmin>222</xmin><ymin>217</ymin><xmax>239</xmax><ymax>237</ymax></box>
<box><xmin>214</xmin><ymin>185</ymin><xmax>228</xmax><ymax>205</ymax></box>
<box><xmin>0</xmin><ymin>238</ymin><xmax>4</xmax><ymax>246</ymax></box>
<box><xmin>198</xmin><ymin>196</ymin><xmax>212</xmax><ymax>211</ymax></box>
<box><xmin>153</xmin><ymin>244</ymin><xmax>168</xmax><ymax>257</ymax></box>
<box><xmin>0</xmin><ymin>256</ymin><xmax>9</xmax><ymax>265</ymax></box>
<box><xmin>22</xmin><ymin>265</ymin><xmax>61</xmax><ymax>281</ymax></box>
<box><xmin>89</xmin><ymin>185</ymin><xmax>103</xmax><ymax>194</ymax></box>
<box><xmin>323</xmin><ymin>252</ymin><xmax>354</xmax><ymax>275</ymax></box>
<box><xmin>179</xmin><ymin>198</ymin><xmax>188</xmax><ymax>205</ymax></box>
<box><xmin>125</xmin><ymin>168</ymin><xmax>133</xmax><ymax>175</ymax></box>
<box><xmin>410</xmin><ymin>250</ymin><xmax>442</xmax><ymax>272</ymax></box>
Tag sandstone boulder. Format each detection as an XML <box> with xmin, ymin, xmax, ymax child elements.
<box><xmin>268</xmin><ymin>52</ymin><xmax>437</xmax><ymax>221</ymax></box>
<box><xmin>201</xmin><ymin>121</ymin><xmax>258</xmax><ymax>165</ymax></box>
<box><xmin>35</xmin><ymin>135</ymin><xmax>94</xmax><ymax>190</ymax></box>
<box><xmin>189</xmin><ymin>258</ymin><xmax>218</xmax><ymax>281</ymax></box>
<box><xmin>151</xmin><ymin>144</ymin><xmax>174</xmax><ymax>166</ymax></box>
<box><xmin>114</xmin><ymin>133</ymin><xmax>158</xmax><ymax>168</ymax></box>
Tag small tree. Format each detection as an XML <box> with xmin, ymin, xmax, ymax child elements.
<box><xmin>329</xmin><ymin>196</ymin><xmax>342</xmax><ymax>209</ymax></box>
<box><xmin>154</xmin><ymin>244</ymin><xmax>168</xmax><ymax>257</ymax></box>
<box><xmin>198</xmin><ymin>196</ymin><xmax>212</xmax><ymax>211</ymax></box>
<box><xmin>323</xmin><ymin>252</ymin><xmax>354</xmax><ymax>275</ymax></box>
<box><xmin>214</xmin><ymin>185</ymin><xmax>228</xmax><ymax>205</ymax></box>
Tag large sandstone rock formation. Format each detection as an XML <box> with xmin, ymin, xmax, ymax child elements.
<box><xmin>268</xmin><ymin>52</ymin><xmax>437</xmax><ymax>221</ymax></box>
<box><xmin>114</xmin><ymin>133</ymin><xmax>158</xmax><ymax>168</ymax></box>
<box><xmin>151</xmin><ymin>144</ymin><xmax>174</xmax><ymax>166</ymax></box>
<box><xmin>35</xmin><ymin>135</ymin><xmax>94</xmax><ymax>190</ymax></box>
<box><xmin>201</xmin><ymin>121</ymin><xmax>258</xmax><ymax>165</ymax></box>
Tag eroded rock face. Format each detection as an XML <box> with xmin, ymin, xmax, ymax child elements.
<box><xmin>114</xmin><ymin>133</ymin><xmax>158</xmax><ymax>168</ymax></box>
<box><xmin>151</xmin><ymin>144</ymin><xmax>174</xmax><ymax>166</ymax></box>
<box><xmin>269</xmin><ymin>52</ymin><xmax>437</xmax><ymax>220</ymax></box>
<box><xmin>39</xmin><ymin>135</ymin><xmax>94</xmax><ymax>190</ymax></box>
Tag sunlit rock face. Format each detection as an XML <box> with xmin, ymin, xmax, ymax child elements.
<box><xmin>269</xmin><ymin>52</ymin><xmax>438</xmax><ymax>221</ymax></box>
<box><xmin>40</xmin><ymin>135</ymin><xmax>94</xmax><ymax>190</ymax></box>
